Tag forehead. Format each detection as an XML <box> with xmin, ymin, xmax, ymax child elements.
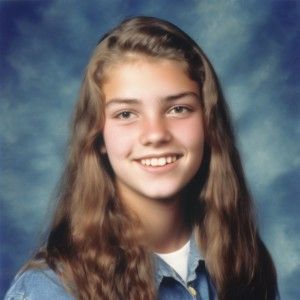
<box><xmin>102</xmin><ymin>57</ymin><xmax>199</xmax><ymax>102</ymax></box>
<box><xmin>102</xmin><ymin>53</ymin><xmax>188</xmax><ymax>80</ymax></box>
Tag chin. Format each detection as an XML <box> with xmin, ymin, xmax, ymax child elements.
<box><xmin>138</xmin><ymin>179</ymin><xmax>191</xmax><ymax>200</ymax></box>
<box><xmin>143</xmin><ymin>189</ymin><xmax>182</xmax><ymax>201</ymax></box>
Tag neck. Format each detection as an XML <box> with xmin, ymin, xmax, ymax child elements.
<box><xmin>117</xmin><ymin>183</ymin><xmax>191</xmax><ymax>253</ymax></box>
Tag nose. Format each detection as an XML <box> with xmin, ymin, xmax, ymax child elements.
<box><xmin>139</xmin><ymin>116</ymin><xmax>172</xmax><ymax>146</ymax></box>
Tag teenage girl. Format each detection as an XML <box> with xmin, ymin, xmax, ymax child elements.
<box><xmin>5</xmin><ymin>16</ymin><xmax>278</xmax><ymax>300</ymax></box>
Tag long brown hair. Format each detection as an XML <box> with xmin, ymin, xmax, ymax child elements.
<box><xmin>31</xmin><ymin>16</ymin><xmax>278</xmax><ymax>299</ymax></box>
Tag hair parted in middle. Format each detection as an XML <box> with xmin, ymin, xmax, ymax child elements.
<box><xmin>38</xmin><ymin>16</ymin><xmax>277</xmax><ymax>300</ymax></box>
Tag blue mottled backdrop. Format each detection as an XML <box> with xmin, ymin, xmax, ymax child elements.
<box><xmin>1</xmin><ymin>0</ymin><xmax>299</xmax><ymax>298</ymax></box>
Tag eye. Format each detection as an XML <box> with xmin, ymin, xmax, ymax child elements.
<box><xmin>115</xmin><ymin>111</ymin><xmax>136</xmax><ymax>120</ymax></box>
<box><xmin>168</xmin><ymin>105</ymin><xmax>191</xmax><ymax>115</ymax></box>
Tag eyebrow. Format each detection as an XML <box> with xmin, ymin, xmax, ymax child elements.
<box><xmin>105</xmin><ymin>92</ymin><xmax>199</xmax><ymax>108</ymax></box>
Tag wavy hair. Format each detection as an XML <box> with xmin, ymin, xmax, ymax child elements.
<box><xmin>31</xmin><ymin>16</ymin><xmax>278</xmax><ymax>299</ymax></box>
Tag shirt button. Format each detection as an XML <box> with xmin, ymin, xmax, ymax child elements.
<box><xmin>188</xmin><ymin>285</ymin><xmax>197</xmax><ymax>296</ymax></box>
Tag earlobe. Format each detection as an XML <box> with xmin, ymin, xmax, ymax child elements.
<box><xmin>100</xmin><ymin>145</ymin><xmax>107</xmax><ymax>154</ymax></box>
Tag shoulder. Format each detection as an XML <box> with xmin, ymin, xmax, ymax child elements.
<box><xmin>4</xmin><ymin>268</ymin><xmax>74</xmax><ymax>300</ymax></box>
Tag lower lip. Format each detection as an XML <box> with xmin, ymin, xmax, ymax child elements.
<box><xmin>135</xmin><ymin>159</ymin><xmax>180</xmax><ymax>174</ymax></box>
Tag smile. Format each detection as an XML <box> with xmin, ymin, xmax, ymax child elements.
<box><xmin>140</xmin><ymin>156</ymin><xmax>179</xmax><ymax>167</ymax></box>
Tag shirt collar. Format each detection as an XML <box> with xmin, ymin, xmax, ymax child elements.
<box><xmin>153</xmin><ymin>232</ymin><xmax>204</xmax><ymax>288</ymax></box>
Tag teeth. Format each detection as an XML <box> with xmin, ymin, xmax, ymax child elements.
<box><xmin>140</xmin><ymin>156</ymin><xmax>178</xmax><ymax>167</ymax></box>
<box><xmin>158</xmin><ymin>157</ymin><xmax>166</xmax><ymax>166</ymax></box>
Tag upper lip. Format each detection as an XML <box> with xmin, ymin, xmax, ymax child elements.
<box><xmin>134</xmin><ymin>153</ymin><xmax>183</xmax><ymax>160</ymax></box>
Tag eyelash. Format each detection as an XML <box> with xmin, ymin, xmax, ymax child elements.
<box><xmin>168</xmin><ymin>105</ymin><xmax>192</xmax><ymax>115</ymax></box>
<box><xmin>115</xmin><ymin>111</ymin><xmax>136</xmax><ymax>119</ymax></box>
<box><xmin>113</xmin><ymin>105</ymin><xmax>192</xmax><ymax>120</ymax></box>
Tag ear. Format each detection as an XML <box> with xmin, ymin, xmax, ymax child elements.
<box><xmin>100</xmin><ymin>144</ymin><xmax>107</xmax><ymax>154</ymax></box>
<box><xmin>96</xmin><ymin>133</ymin><xmax>107</xmax><ymax>154</ymax></box>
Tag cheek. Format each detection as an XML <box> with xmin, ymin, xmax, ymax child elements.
<box><xmin>171</xmin><ymin>117</ymin><xmax>204</xmax><ymax>149</ymax></box>
<box><xmin>102</xmin><ymin>124</ymin><xmax>134</xmax><ymax>158</ymax></box>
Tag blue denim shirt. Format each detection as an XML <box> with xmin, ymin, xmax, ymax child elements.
<box><xmin>5</xmin><ymin>236</ymin><xmax>216</xmax><ymax>300</ymax></box>
<box><xmin>155</xmin><ymin>236</ymin><xmax>215</xmax><ymax>299</ymax></box>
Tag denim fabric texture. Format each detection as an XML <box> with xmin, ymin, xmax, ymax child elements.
<box><xmin>155</xmin><ymin>235</ymin><xmax>215</xmax><ymax>300</ymax></box>
<box><xmin>4</xmin><ymin>268</ymin><xmax>72</xmax><ymax>300</ymax></box>
<box><xmin>5</xmin><ymin>235</ymin><xmax>215</xmax><ymax>300</ymax></box>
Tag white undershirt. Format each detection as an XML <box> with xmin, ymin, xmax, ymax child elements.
<box><xmin>156</xmin><ymin>239</ymin><xmax>190</xmax><ymax>282</ymax></box>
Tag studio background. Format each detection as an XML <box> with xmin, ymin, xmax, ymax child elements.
<box><xmin>1</xmin><ymin>0</ymin><xmax>299</xmax><ymax>299</ymax></box>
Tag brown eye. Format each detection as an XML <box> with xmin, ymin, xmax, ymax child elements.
<box><xmin>115</xmin><ymin>111</ymin><xmax>137</xmax><ymax>120</ymax></box>
<box><xmin>168</xmin><ymin>105</ymin><xmax>191</xmax><ymax>115</ymax></box>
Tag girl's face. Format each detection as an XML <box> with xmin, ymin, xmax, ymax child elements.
<box><xmin>102</xmin><ymin>57</ymin><xmax>204</xmax><ymax>203</ymax></box>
